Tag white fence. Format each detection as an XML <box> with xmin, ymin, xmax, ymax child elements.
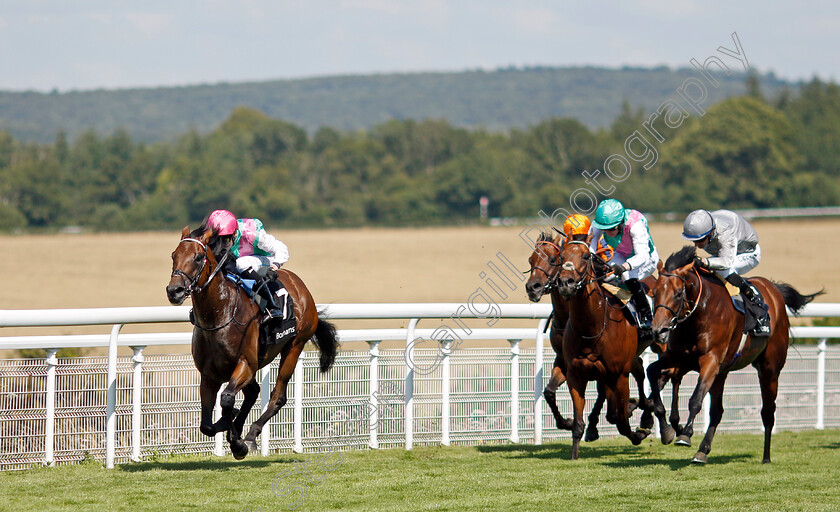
<box><xmin>1</xmin><ymin>303</ymin><xmax>840</xmax><ymax>471</ymax></box>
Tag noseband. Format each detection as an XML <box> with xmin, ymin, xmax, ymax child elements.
<box><xmin>654</xmin><ymin>267</ymin><xmax>703</xmax><ymax>332</ymax></box>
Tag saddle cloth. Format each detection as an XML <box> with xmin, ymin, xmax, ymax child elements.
<box><xmin>705</xmin><ymin>271</ymin><xmax>769</xmax><ymax>338</ymax></box>
<box><xmin>601</xmin><ymin>281</ymin><xmax>652</xmax><ymax>331</ymax></box>
<box><xmin>225</xmin><ymin>273</ymin><xmax>298</xmax><ymax>362</ymax></box>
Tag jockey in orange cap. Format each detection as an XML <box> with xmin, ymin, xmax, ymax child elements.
<box><xmin>563</xmin><ymin>214</ymin><xmax>614</xmax><ymax>262</ymax></box>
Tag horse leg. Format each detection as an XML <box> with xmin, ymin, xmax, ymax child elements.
<box><xmin>669</xmin><ymin>372</ymin><xmax>685</xmax><ymax>436</ymax></box>
<box><xmin>245</xmin><ymin>343</ymin><xmax>305</xmax><ymax>449</ymax></box>
<box><xmin>585</xmin><ymin>382</ymin><xmax>605</xmax><ymax>442</ymax></box>
<box><xmin>567</xmin><ymin>375</ymin><xmax>587</xmax><ymax>460</ymax></box>
<box><xmin>221</xmin><ymin>357</ymin><xmax>256</xmax><ymax>460</ymax></box>
<box><xmin>608</xmin><ymin>374</ymin><xmax>647</xmax><ymax>446</ymax></box>
<box><xmin>234</xmin><ymin>380</ymin><xmax>260</xmax><ymax>452</ymax></box>
<box><xmin>692</xmin><ymin>376</ymin><xmax>726</xmax><ymax>464</ymax></box>
<box><xmin>755</xmin><ymin>361</ymin><xmax>781</xmax><ymax>464</ymax></box>
<box><xmin>676</xmin><ymin>358</ymin><xmax>719</xmax><ymax>447</ymax></box>
<box><xmin>544</xmin><ymin>356</ymin><xmax>573</xmax><ymax>430</ymax></box>
<box><xmin>199</xmin><ymin>376</ymin><xmax>224</xmax><ymax>437</ymax></box>
<box><xmin>631</xmin><ymin>357</ymin><xmax>654</xmax><ymax>434</ymax></box>
<box><xmin>646</xmin><ymin>358</ymin><xmax>675</xmax><ymax>444</ymax></box>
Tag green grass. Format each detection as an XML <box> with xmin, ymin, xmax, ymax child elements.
<box><xmin>3</xmin><ymin>430</ymin><xmax>840</xmax><ymax>511</ymax></box>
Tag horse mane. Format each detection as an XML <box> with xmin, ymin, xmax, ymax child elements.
<box><xmin>664</xmin><ymin>245</ymin><xmax>697</xmax><ymax>271</ymax></box>
<box><xmin>570</xmin><ymin>233</ymin><xmax>587</xmax><ymax>242</ymax></box>
<box><xmin>190</xmin><ymin>220</ymin><xmax>226</xmax><ymax>258</ymax></box>
<box><xmin>537</xmin><ymin>231</ymin><xmax>553</xmax><ymax>244</ymax></box>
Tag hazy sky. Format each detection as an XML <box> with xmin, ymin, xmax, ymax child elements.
<box><xmin>2</xmin><ymin>1</ymin><xmax>838</xmax><ymax>92</ymax></box>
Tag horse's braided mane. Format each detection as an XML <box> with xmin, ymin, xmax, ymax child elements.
<box><xmin>665</xmin><ymin>245</ymin><xmax>697</xmax><ymax>271</ymax></box>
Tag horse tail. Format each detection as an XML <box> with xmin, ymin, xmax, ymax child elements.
<box><xmin>773</xmin><ymin>282</ymin><xmax>824</xmax><ymax>316</ymax></box>
<box><xmin>312</xmin><ymin>317</ymin><xmax>340</xmax><ymax>373</ymax></box>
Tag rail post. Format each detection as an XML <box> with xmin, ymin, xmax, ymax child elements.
<box><xmin>293</xmin><ymin>361</ymin><xmax>303</xmax><ymax>453</ymax></box>
<box><xmin>534</xmin><ymin>318</ymin><xmax>547</xmax><ymax>445</ymax></box>
<box><xmin>441</xmin><ymin>339</ymin><xmax>452</xmax><ymax>446</ymax></box>
<box><xmin>367</xmin><ymin>340</ymin><xmax>381</xmax><ymax>449</ymax></box>
<box><xmin>509</xmin><ymin>339</ymin><xmax>521</xmax><ymax>443</ymax></box>
<box><xmin>44</xmin><ymin>349</ymin><xmax>58</xmax><ymax>467</ymax></box>
<box><xmin>817</xmin><ymin>339</ymin><xmax>827</xmax><ymax>430</ymax></box>
<box><xmin>106</xmin><ymin>324</ymin><xmax>122</xmax><ymax>469</ymax></box>
<box><xmin>404</xmin><ymin>318</ymin><xmax>419</xmax><ymax>450</ymax></box>
<box><xmin>260</xmin><ymin>365</ymin><xmax>271</xmax><ymax>456</ymax></box>
<box><xmin>130</xmin><ymin>346</ymin><xmax>145</xmax><ymax>462</ymax></box>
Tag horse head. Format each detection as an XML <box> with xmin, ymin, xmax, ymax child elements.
<box><xmin>525</xmin><ymin>231</ymin><xmax>565</xmax><ymax>302</ymax></box>
<box><xmin>555</xmin><ymin>233</ymin><xmax>595</xmax><ymax>299</ymax></box>
<box><xmin>166</xmin><ymin>225</ymin><xmax>218</xmax><ymax>305</ymax></box>
<box><xmin>651</xmin><ymin>246</ymin><xmax>701</xmax><ymax>344</ymax></box>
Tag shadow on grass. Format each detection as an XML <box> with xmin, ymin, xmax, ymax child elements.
<box><xmin>117</xmin><ymin>456</ymin><xmax>292</xmax><ymax>472</ymax></box>
<box><xmin>475</xmin><ymin>442</ymin><xmax>753</xmax><ymax>469</ymax></box>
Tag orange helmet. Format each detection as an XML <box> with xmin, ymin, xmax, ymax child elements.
<box><xmin>563</xmin><ymin>214</ymin><xmax>591</xmax><ymax>238</ymax></box>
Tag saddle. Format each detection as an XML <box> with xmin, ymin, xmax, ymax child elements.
<box><xmin>702</xmin><ymin>269</ymin><xmax>770</xmax><ymax>337</ymax></box>
<box><xmin>225</xmin><ymin>272</ymin><xmax>298</xmax><ymax>364</ymax></box>
<box><xmin>601</xmin><ymin>281</ymin><xmax>653</xmax><ymax>333</ymax></box>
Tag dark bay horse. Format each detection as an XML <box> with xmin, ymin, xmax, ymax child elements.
<box><xmin>166</xmin><ymin>225</ymin><xmax>339</xmax><ymax>459</ymax></box>
<box><xmin>555</xmin><ymin>235</ymin><xmax>656</xmax><ymax>459</ymax></box>
<box><xmin>649</xmin><ymin>246</ymin><xmax>821</xmax><ymax>463</ymax></box>
<box><xmin>525</xmin><ymin>231</ymin><xmax>607</xmax><ymax>441</ymax></box>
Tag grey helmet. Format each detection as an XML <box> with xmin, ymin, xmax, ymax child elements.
<box><xmin>682</xmin><ymin>210</ymin><xmax>715</xmax><ymax>241</ymax></box>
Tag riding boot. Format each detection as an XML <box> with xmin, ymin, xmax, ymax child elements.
<box><xmin>241</xmin><ymin>269</ymin><xmax>284</xmax><ymax>324</ymax></box>
<box><xmin>725</xmin><ymin>273</ymin><xmax>771</xmax><ymax>336</ymax></box>
<box><xmin>626</xmin><ymin>278</ymin><xmax>653</xmax><ymax>334</ymax></box>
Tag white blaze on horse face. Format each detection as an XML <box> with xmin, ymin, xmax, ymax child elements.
<box><xmin>562</xmin><ymin>262</ymin><xmax>575</xmax><ymax>271</ymax></box>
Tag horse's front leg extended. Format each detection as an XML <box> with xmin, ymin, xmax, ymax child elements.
<box><xmin>646</xmin><ymin>358</ymin><xmax>675</xmax><ymax>444</ymax></box>
<box><xmin>222</xmin><ymin>357</ymin><xmax>256</xmax><ymax>459</ymax></box>
<box><xmin>245</xmin><ymin>343</ymin><xmax>305</xmax><ymax>448</ymax></box>
<box><xmin>544</xmin><ymin>355</ymin><xmax>573</xmax><ymax>430</ymax></box>
<box><xmin>567</xmin><ymin>375</ymin><xmax>587</xmax><ymax>460</ymax></box>
<box><xmin>199</xmin><ymin>377</ymin><xmax>223</xmax><ymax>437</ymax></box>
<box><xmin>677</xmin><ymin>356</ymin><xmax>719</xmax><ymax>447</ymax></box>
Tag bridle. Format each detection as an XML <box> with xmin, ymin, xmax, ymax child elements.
<box><xmin>171</xmin><ymin>237</ymin><xmax>243</xmax><ymax>331</ymax></box>
<box><xmin>557</xmin><ymin>240</ymin><xmax>615</xmax><ymax>340</ymax></box>
<box><xmin>524</xmin><ymin>240</ymin><xmax>564</xmax><ymax>292</ymax></box>
<box><xmin>654</xmin><ymin>266</ymin><xmax>703</xmax><ymax>332</ymax></box>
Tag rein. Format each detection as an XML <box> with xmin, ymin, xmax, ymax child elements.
<box><xmin>654</xmin><ymin>266</ymin><xmax>703</xmax><ymax>332</ymax></box>
<box><xmin>562</xmin><ymin>240</ymin><xmax>612</xmax><ymax>340</ymax></box>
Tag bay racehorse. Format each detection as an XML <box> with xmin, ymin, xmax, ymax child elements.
<box><xmin>648</xmin><ymin>246</ymin><xmax>821</xmax><ymax>463</ymax></box>
<box><xmin>525</xmin><ymin>231</ymin><xmax>607</xmax><ymax>441</ymax></box>
<box><xmin>166</xmin><ymin>224</ymin><xmax>339</xmax><ymax>459</ymax></box>
<box><xmin>555</xmin><ymin>234</ymin><xmax>657</xmax><ymax>459</ymax></box>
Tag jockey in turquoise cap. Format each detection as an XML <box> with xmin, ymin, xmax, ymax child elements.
<box><xmin>589</xmin><ymin>198</ymin><xmax>660</xmax><ymax>333</ymax></box>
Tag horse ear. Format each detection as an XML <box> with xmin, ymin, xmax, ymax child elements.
<box><xmin>585</xmin><ymin>232</ymin><xmax>593</xmax><ymax>245</ymax></box>
<box><xmin>657</xmin><ymin>260</ymin><xmax>664</xmax><ymax>274</ymax></box>
<box><xmin>201</xmin><ymin>227</ymin><xmax>215</xmax><ymax>243</ymax></box>
<box><xmin>180</xmin><ymin>226</ymin><xmax>190</xmax><ymax>239</ymax></box>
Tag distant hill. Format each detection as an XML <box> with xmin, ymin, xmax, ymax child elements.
<box><xmin>0</xmin><ymin>66</ymin><xmax>793</xmax><ymax>143</ymax></box>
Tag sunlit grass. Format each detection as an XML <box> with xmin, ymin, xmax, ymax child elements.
<box><xmin>2</xmin><ymin>429</ymin><xmax>840</xmax><ymax>511</ymax></box>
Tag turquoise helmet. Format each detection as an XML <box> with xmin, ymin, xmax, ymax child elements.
<box><xmin>592</xmin><ymin>199</ymin><xmax>626</xmax><ymax>230</ymax></box>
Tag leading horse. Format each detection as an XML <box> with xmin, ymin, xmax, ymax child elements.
<box><xmin>648</xmin><ymin>246</ymin><xmax>821</xmax><ymax>463</ymax></box>
<box><xmin>554</xmin><ymin>235</ymin><xmax>657</xmax><ymax>459</ymax></box>
<box><xmin>166</xmin><ymin>224</ymin><xmax>339</xmax><ymax>459</ymax></box>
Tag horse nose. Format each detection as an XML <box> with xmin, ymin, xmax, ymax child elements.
<box><xmin>526</xmin><ymin>282</ymin><xmax>542</xmax><ymax>293</ymax></box>
<box><xmin>166</xmin><ymin>284</ymin><xmax>186</xmax><ymax>304</ymax></box>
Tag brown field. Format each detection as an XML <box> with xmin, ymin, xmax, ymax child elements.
<box><xmin>0</xmin><ymin>220</ymin><xmax>833</xmax><ymax>355</ymax></box>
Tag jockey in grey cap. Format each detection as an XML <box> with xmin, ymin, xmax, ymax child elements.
<box><xmin>682</xmin><ymin>209</ymin><xmax>770</xmax><ymax>335</ymax></box>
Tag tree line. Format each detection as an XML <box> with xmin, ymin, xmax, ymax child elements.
<box><xmin>0</xmin><ymin>77</ymin><xmax>838</xmax><ymax>232</ymax></box>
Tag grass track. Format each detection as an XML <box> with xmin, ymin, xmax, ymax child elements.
<box><xmin>2</xmin><ymin>430</ymin><xmax>840</xmax><ymax>511</ymax></box>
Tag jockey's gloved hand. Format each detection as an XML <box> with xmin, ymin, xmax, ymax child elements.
<box><xmin>694</xmin><ymin>257</ymin><xmax>708</xmax><ymax>269</ymax></box>
<box><xmin>610</xmin><ymin>264</ymin><xmax>625</xmax><ymax>276</ymax></box>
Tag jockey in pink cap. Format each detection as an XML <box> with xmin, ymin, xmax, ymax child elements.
<box><xmin>207</xmin><ymin>209</ymin><xmax>289</xmax><ymax>277</ymax></box>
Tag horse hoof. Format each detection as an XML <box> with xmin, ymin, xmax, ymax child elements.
<box><xmin>557</xmin><ymin>418</ymin><xmax>574</xmax><ymax>430</ymax></box>
<box><xmin>660</xmin><ymin>425</ymin><xmax>676</xmax><ymax>445</ymax></box>
<box><xmin>245</xmin><ymin>439</ymin><xmax>259</xmax><ymax>454</ymax></box>
<box><xmin>231</xmin><ymin>441</ymin><xmax>249</xmax><ymax>460</ymax></box>
<box><xmin>675</xmin><ymin>435</ymin><xmax>692</xmax><ymax>447</ymax></box>
<box><xmin>636</xmin><ymin>427</ymin><xmax>651</xmax><ymax>439</ymax></box>
<box><xmin>691</xmin><ymin>452</ymin><xmax>707</xmax><ymax>464</ymax></box>
<box><xmin>585</xmin><ymin>429</ymin><xmax>599</xmax><ymax>443</ymax></box>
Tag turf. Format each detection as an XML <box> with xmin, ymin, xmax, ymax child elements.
<box><xmin>2</xmin><ymin>429</ymin><xmax>840</xmax><ymax>511</ymax></box>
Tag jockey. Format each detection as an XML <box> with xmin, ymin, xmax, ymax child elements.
<box><xmin>207</xmin><ymin>209</ymin><xmax>289</xmax><ymax>277</ymax></box>
<box><xmin>682</xmin><ymin>209</ymin><xmax>770</xmax><ymax>335</ymax></box>
<box><xmin>207</xmin><ymin>209</ymin><xmax>290</xmax><ymax>320</ymax></box>
<box><xmin>563</xmin><ymin>213</ymin><xmax>613</xmax><ymax>262</ymax></box>
<box><xmin>588</xmin><ymin>199</ymin><xmax>660</xmax><ymax>331</ymax></box>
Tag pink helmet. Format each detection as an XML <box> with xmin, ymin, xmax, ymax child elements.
<box><xmin>207</xmin><ymin>209</ymin><xmax>238</xmax><ymax>236</ymax></box>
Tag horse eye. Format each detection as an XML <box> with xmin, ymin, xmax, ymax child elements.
<box><xmin>549</xmin><ymin>256</ymin><xmax>557</xmax><ymax>264</ymax></box>
<box><xmin>582</xmin><ymin>253</ymin><xmax>591</xmax><ymax>261</ymax></box>
<box><xmin>194</xmin><ymin>254</ymin><xmax>204</xmax><ymax>264</ymax></box>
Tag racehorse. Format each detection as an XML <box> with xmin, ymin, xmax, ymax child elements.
<box><xmin>648</xmin><ymin>246</ymin><xmax>821</xmax><ymax>464</ymax></box>
<box><xmin>525</xmin><ymin>231</ymin><xmax>607</xmax><ymax>441</ymax></box>
<box><xmin>166</xmin><ymin>224</ymin><xmax>339</xmax><ymax>459</ymax></box>
<box><xmin>554</xmin><ymin>234</ymin><xmax>656</xmax><ymax>459</ymax></box>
